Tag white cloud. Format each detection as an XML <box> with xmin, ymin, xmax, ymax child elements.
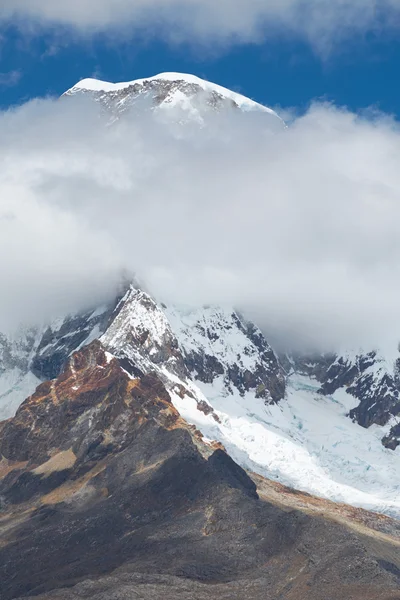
<box><xmin>1</xmin><ymin>90</ymin><xmax>400</xmax><ymax>352</ymax></box>
<box><xmin>0</xmin><ymin>0</ymin><xmax>400</xmax><ymax>51</ymax></box>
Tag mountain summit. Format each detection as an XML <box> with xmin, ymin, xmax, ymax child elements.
<box><xmin>65</xmin><ymin>72</ymin><xmax>285</xmax><ymax>128</ymax></box>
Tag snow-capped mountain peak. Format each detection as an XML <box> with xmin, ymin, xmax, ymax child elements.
<box><xmin>68</xmin><ymin>72</ymin><xmax>277</xmax><ymax>114</ymax></box>
<box><xmin>65</xmin><ymin>72</ymin><xmax>285</xmax><ymax>129</ymax></box>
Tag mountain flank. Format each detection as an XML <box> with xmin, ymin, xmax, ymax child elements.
<box><xmin>0</xmin><ymin>341</ymin><xmax>399</xmax><ymax>600</ymax></box>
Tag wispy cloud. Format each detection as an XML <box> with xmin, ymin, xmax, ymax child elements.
<box><xmin>0</xmin><ymin>69</ymin><xmax>22</xmax><ymax>88</ymax></box>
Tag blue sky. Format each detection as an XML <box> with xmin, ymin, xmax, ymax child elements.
<box><xmin>0</xmin><ymin>12</ymin><xmax>400</xmax><ymax>117</ymax></box>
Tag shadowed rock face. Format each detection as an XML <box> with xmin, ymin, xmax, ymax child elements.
<box><xmin>181</xmin><ymin>311</ymin><xmax>286</xmax><ymax>404</ymax></box>
<box><xmin>30</xmin><ymin>306</ymin><xmax>116</xmax><ymax>381</ymax></box>
<box><xmin>384</xmin><ymin>422</ymin><xmax>400</xmax><ymax>450</ymax></box>
<box><xmin>0</xmin><ymin>342</ymin><xmax>399</xmax><ymax>600</ymax></box>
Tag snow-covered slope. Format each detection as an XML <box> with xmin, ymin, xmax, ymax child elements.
<box><xmin>290</xmin><ymin>350</ymin><xmax>400</xmax><ymax>450</ymax></box>
<box><xmin>100</xmin><ymin>286</ymin><xmax>284</xmax><ymax>419</ymax></box>
<box><xmin>165</xmin><ymin>304</ymin><xmax>285</xmax><ymax>403</ymax></box>
<box><xmin>0</xmin><ymin>328</ymin><xmax>42</xmax><ymax>421</ymax></box>
<box><xmin>65</xmin><ymin>72</ymin><xmax>285</xmax><ymax>129</ymax></box>
<box><xmin>172</xmin><ymin>373</ymin><xmax>400</xmax><ymax>517</ymax></box>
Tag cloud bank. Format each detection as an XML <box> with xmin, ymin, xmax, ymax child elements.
<box><xmin>1</xmin><ymin>0</ymin><xmax>400</xmax><ymax>51</ymax></box>
<box><xmin>1</xmin><ymin>89</ymin><xmax>400</xmax><ymax>352</ymax></box>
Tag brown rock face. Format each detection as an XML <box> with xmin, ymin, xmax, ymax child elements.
<box><xmin>0</xmin><ymin>342</ymin><xmax>399</xmax><ymax>600</ymax></box>
<box><xmin>0</xmin><ymin>340</ymin><xmax>181</xmax><ymax>505</ymax></box>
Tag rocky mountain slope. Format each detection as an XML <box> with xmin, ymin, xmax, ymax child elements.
<box><xmin>1</xmin><ymin>340</ymin><xmax>399</xmax><ymax>600</ymax></box>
